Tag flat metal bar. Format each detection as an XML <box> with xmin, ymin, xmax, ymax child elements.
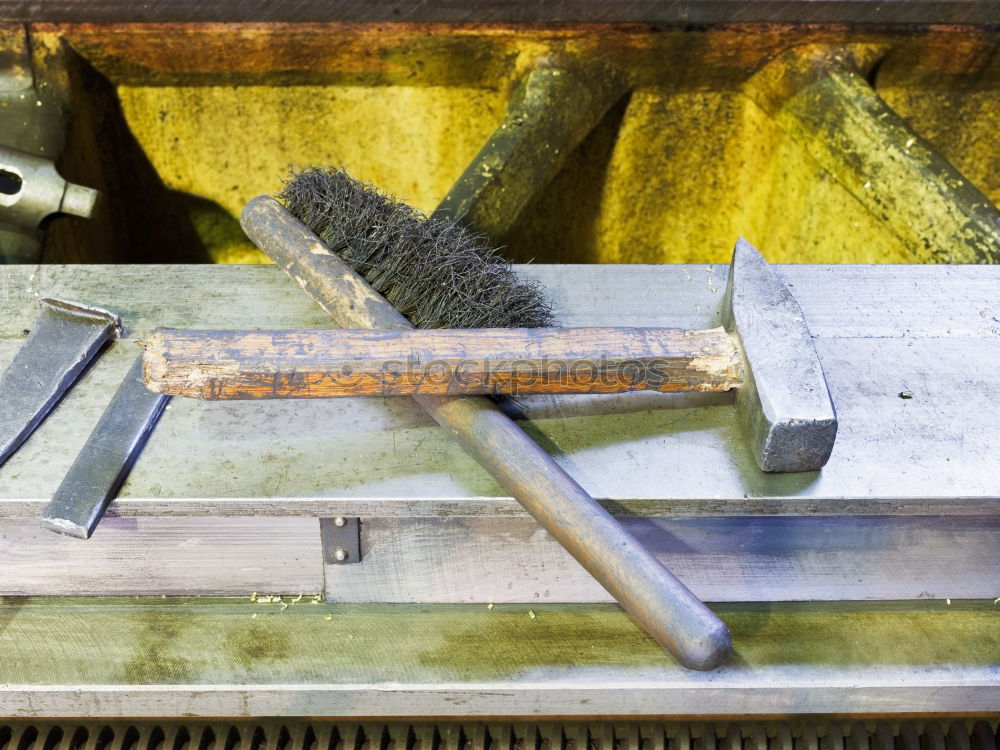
<box><xmin>2</xmin><ymin>677</ymin><xmax>996</xmax><ymax>717</ymax></box>
<box><xmin>0</xmin><ymin>516</ymin><xmax>323</xmax><ymax>595</ymax></box>
<box><xmin>40</xmin><ymin>355</ymin><xmax>169</xmax><ymax>539</ymax></box>
<box><xmin>2</xmin><ymin>263</ymin><xmax>997</xmax><ymax>341</ymax></box>
<box><xmin>324</xmin><ymin>515</ymin><xmax>1000</xmax><ymax>603</ymax></box>
<box><xmin>0</xmin><ymin>297</ymin><xmax>120</xmax><ymax>467</ymax></box>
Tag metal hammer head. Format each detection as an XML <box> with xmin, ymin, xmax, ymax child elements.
<box><xmin>723</xmin><ymin>238</ymin><xmax>837</xmax><ymax>473</ymax></box>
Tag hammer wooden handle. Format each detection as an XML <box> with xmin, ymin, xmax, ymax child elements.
<box><xmin>142</xmin><ymin>327</ymin><xmax>743</xmax><ymax>399</ymax></box>
<box><xmin>239</xmin><ymin>195</ymin><xmax>732</xmax><ymax>671</ymax></box>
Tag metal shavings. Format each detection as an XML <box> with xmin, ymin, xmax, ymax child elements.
<box><xmin>324</xmin><ymin>615</ymin><xmax>333</xmax><ymax>621</ymax></box>
<box><xmin>899</xmin><ymin>391</ymin><xmax>914</xmax><ymax>399</ymax></box>
<box><xmin>279</xmin><ymin>603</ymin><xmax>289</xmax><ymax>612</ymax></box>
<box><xmin>528</xmin><ymin>610</ymin><xmax>536</xmax><ymax>620</ymax></box>
<box><xmin>291</xmin><ymin>594</ymin><xmax>303</xmax><ymax>603</ymax></box>
<box><xmin>280</xmin><ymin>168</ymin><xmax>553</xmax><ymax>330</ymax></box>
<box><xmin>487</xmin><ymin>603</ymin><xmax>494</xmax><ymax>610</ymax></box>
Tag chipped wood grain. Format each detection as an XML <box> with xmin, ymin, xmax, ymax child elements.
<box><xmin>141</xmin><ymin>326</ymin><xmax>742</xmax><ymax>399</ymax></box>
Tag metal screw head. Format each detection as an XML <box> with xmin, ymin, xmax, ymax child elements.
<box><xmin>334</xmin><ymin>548</ymin><xmax>348</xmax><ymax>561</ymax></box>
<box><xmin>333</xmin><ymin>517</ymin><xmax>346</xmax><ymax>527</ymax></box>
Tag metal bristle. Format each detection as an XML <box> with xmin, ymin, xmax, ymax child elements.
<box><xmin>279</xmin><ymin>168</ymin><xmax>554</xmax><ymax>330</ymax></box>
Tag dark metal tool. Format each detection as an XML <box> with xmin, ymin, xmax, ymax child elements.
<box><xmin>724</xmin><ymin>239</ymin><xmax>838</xmax><ymax>472</ymax></box>
<box><xmin>0</xmin><ymin>297</ymin><xmax>120</xmax><ymax>467</ymax></box>
<box><xmin>1</xmin><ymin>25</ymin><xmax>98</xmax><ymax>263</ymax></box>
<box><xmin>40</xmin><ymin>356</ymin><xmax>169</xmax><ymax>539</ymax></box>
<box><xmin>0</xmin><ymin>146</ymin><xmax>99</xmax><ymax>263</ymax></box>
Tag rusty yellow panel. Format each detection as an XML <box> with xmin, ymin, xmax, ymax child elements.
<box><xmin>880</xmin><ymin>88</ymin><xmax>1000</xmax><ymax>208</ymax></box>
<box><xmin>588</xmin><ymin>88</ymin><xmax>912</xmax><ymax>265</ymax></box>
<box><xmin>118</xmin><ymin>83</ymin><xmax>917</xmax><ymax>265</ymax></box>
<box><xmin>117</xmin><ymin>85</ymin><xmax>508</xmax><ymax>263</ymax></box>
<box><xmin>29</xmin><ymin>24</ymin><xmax>999</xmax><ymax>266</ymax></box>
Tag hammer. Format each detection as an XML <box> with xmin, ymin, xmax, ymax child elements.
<box><xmin>232</xmin><ymin>194</ymin><xmax>736</xmax><ymax>670</ymax></box>
<box><xmin>143</xmin><ymin>239</ymin><xmax>837</xmax><ymax>473</ymax></box>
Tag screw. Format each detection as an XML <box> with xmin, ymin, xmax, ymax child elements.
<box><xmin>333</xmin><ymin>517</ymin><xmax>346</xmax><ymax>527</ymax></box>
<box><xmin>334</xmin><ymin>548</ymin><xmax>348</xmax><ymax>562</ymax></box>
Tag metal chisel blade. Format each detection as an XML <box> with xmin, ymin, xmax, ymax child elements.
<box><xmin>0</xmin><ymin>297</ymin><xmax>121</xmax><ymax>467</ymax></box>
<box><xmin>41</xmin><ymin>355</ymin><xmax>170</xmax><ymax>539</ymax></box>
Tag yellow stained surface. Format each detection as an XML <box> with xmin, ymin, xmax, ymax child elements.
<box><xmin>882</xmin><ymin>88</ymin><xmax>1000</xmax><ymax>207</ymax></box>
<box><xmin>117</xmin><ymin>85</ymin><xmax>507</xmax><ymax>264</ymax></box>
<box><xmin>590</xmin><ymin>88</ymin><xmax>912</xmax><ymax>265</ymax></box>
<box><xmin>115</xmin><ymin>80</ymin><xmax>997</xmax><ymax>265</ymax></box>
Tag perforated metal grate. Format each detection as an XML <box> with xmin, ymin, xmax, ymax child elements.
<box><xmin>0</xmin><ymin>721</ymin><xmax>997</xmax><ymax>750</ymax></box>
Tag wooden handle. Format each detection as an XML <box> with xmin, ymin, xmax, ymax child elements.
<box><xmin>239</xmin><ymin>195</ymin><xmax>732</xmax><ymax>671</ymax></box>
<box><xmin>141</xmin><ymin>327</ymin><xmax>743</xmax><ymax>399</ymax></box>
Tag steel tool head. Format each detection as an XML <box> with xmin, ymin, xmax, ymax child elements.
<box><xmin>723</xmin><ymin>239</ymin><xmax>837</xmax><ymax>473</ymax></box>
<box><xmin>40</xmin><ymin>356</ymin><xmax>169</xmax><ymax>540</ymax></box>
<box><xmin>0</xmin><ymin>298</ymin><xmax>121</xmax><ymax>468</ymax></box>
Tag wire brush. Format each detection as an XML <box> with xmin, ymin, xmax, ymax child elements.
<box><xmin>279</xmin><ymin>168</ymin><xmax>553</xmax><ymax>330</ymax></box>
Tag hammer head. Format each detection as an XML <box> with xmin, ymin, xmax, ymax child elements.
<box><xmin>723</xmin><ymin>239</ymin><xmax>837</xmax><ymax>473</ymax></box>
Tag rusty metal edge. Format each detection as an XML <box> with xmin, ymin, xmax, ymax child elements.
<box><xmin>2</xmin><ymin>1</ymin><xmax>999</xmax><ymax>26</ymax></box>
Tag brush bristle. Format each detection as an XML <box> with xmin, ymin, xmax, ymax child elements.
<box><xmin>279</xmin><ymin>168</ymin><xmax>553</xmax><ymax>330</ymax></box>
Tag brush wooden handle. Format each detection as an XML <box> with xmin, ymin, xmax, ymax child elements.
<box><xmin>239</xmin><ymin>195</ymin><xmax>732</xmax><ymax>671</ymax></box>
<box><xmin>142</xmin><ymin>327</ymin><xmax>743</xmax><ymax>399</ymax></box>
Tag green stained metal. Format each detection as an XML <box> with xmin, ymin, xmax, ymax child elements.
<box><xmin>0</xmin><ymin>597</ymin><xmax>995</xmax><ymax>685</ymax></box>
<box><xmin>120</xmin><ymin>613</ymin><xmax>196</xmax><ymax>683</ymax></box>
<box><xmin>745</xmin><ymin>45</ymin><xmax>1000</xmax><ymax>264</ymax></box>
<box><xmin>433</xmin><ymin>65</ymin><xmax>624</xmax><ymax>237</ymax></box>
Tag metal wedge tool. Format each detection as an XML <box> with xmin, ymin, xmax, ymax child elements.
<box><xmin>0</xmin><ymin>297</ymin><xmax>121</xmax><ymax>467</ymax></box>
<box><xmin>40</xmin><ymin>356</ymin><xmax>170</xmax><ymax>539</ymax></box>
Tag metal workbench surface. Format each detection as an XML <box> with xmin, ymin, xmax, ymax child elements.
<box><xmin>1</xmin><ymin>262</ymin><xmax>998</xmax><ymax>517</ymax></box>
<box><xmin>0</xmin><ymin>262</ymin><xmax>998</xmax><ymax>717</ymax></box>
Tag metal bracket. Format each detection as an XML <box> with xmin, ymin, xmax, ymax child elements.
<box><xmin>320</xmin><ymin>517</ymin><xmax>361</xmax><ymax>564</ymax></box>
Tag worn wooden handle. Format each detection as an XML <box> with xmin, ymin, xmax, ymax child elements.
<box><xmin>238</xmin><ymin>195</ymin><xmax>732</xmax><ymax>671</ymax></box>
<box><xmin>142</xmin><ymin>326</ymin><xmax>743</xmax><ymax>399</ymax></box>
